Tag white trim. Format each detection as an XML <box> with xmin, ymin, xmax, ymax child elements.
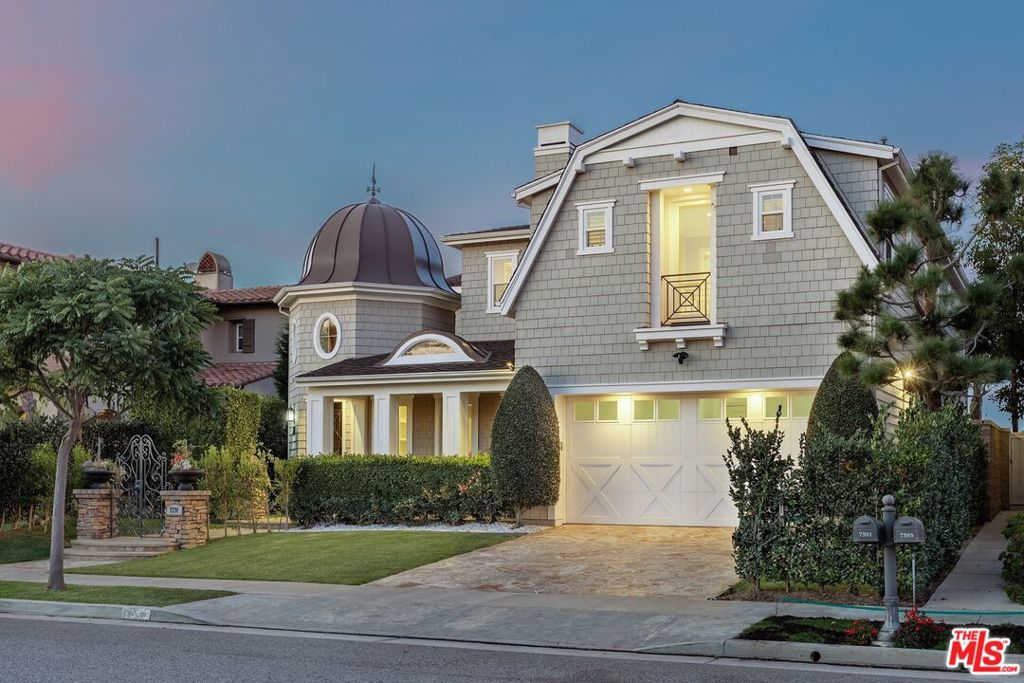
<box><xmin>274</xmin><ymin>281</ymin><xmax>459</xmax><ymax>312</ymax></box>
<box><xmin>634</xmin><ymin>324</ymin><xmax>729</xmax><ymax>350</ymax></box>
<box><xmin>312</xmin><ymin>312</ymin><xmax>341</xmax><ymax>360</ymax></box>
<box><xmin>548</xmin><ymin>375</ymin><xmax>824</xmax><ymax>395</ymax></box>
<box><xmin>232</xmin><ymin>321</ymin><xmax>245</xmax><ymax>353</ymax></box>
<box><xmin>638</xmin><ymin>171</ymin><xmax>726</xmax><ymax>192</ymax></box>
<box><xmin>750</xmin><ymin>180</ymin><xmax>795</xmax><ymax>241</ymax></box>
<box><xmin>383</xmin><ymin>332</ymin><xmax>476</xmax><ymax>366</ymax></box>
<box><xmin>498</xmin><ymin>101</ymin><xmax>880</xmax><ymax>315</ymax></box>
<box><xmin>296</xmin><ymin>369</ymin><xmax>514</xmax><ymax>388</ymax></box>
<box><xmin>588</xmin><ymin>132</ymin><xmax>779</xmax><ymax>165</ymax></box>
<box><xmin>486</xmin><ymin>249</ymin><xmax>519</xmax><ymax>313</ymax></box>
<box><xmin>441</xmin><ymin>227</ymin><xmax>532</xmax><ymax>248</ymax></box>
<box><xmin>512</xmin><ymin>170</ymin><xmax>561</xmax><ymax>201</ymax></box>
<box><xmin>575</xmin><ymin>200</ymin><xmax>615</xmax><ymax>255</ymax></box>
<box><xmin>803</xmin><ymin>133</ymin><xmax>897</xmax><ymax>160</ymax></box>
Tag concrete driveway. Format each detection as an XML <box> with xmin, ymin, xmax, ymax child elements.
<box><xmin>373</xmin><ymin>524</ymin><xmax>737</xmax><ymax>599</ymax></box>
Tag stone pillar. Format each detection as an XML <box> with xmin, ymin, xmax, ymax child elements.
<box><xmin>160</xmin><ymin>490</ymin><xmax>211</xmax><ymax>549</ymax></box>
<box><xmin>74</xmin><ymin>489</ymin><xmax>118</xmax><ymax>540</ymax></box>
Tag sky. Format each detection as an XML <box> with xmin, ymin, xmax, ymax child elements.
<box><xmin>2</xmin><ymin>0</ymin><xmax>1023</xmax><ymax>288</ymax></box>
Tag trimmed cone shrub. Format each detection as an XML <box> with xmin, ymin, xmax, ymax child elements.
<box><xmin>490</xmin><ymin>366</ymin><xmax>560</xmax><ymax>523</ymax></box>
<box><xmin>806</xmin><ymin>352</ymin><xmax>878</xmax><ymax>441</ymax></box>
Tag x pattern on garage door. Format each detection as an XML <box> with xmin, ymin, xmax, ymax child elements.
<box><xmin>567</xmin><ymin>394</ymin><xmax>808</xmax><ymax>527</ymax></box>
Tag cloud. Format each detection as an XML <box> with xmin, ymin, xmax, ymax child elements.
<box><xmin>0</xmin><ymin>66</ymin><xmax>91</xmax><ymax>190</ymax></box>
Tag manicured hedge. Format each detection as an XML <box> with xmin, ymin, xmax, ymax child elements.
<box><xmin>0</xmin><ymin>417</ymin><xmax>64</xmax><ymax>515</ymax></box>
<box><xmin>805</xmin><ymin>353</ymin><xmax>878</xmax><ymax>442</ymax></box>
<box><xmin>290</xmin><ymin>454</ymin><xmax>511</xmax><ymax>526</ymax></box>
<box><xmin>1001</xmin><ymin>512</ymin><xmax>1024</xmax><ymax>602</ymax></box>
<box><xmin>726</xmin><ymin>402</ymin><xmax>988</xmax><ymax>596</ymax></box>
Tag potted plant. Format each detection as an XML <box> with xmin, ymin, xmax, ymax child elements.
<box><xmin>81</xmin><ymin>458</ymin><xmax>117</xmax><ymax>489</ymax></box>
<box><xmin>169</xmin><ymin>441</ymin><xmax>204</xmax><ymax>491</ymax></box>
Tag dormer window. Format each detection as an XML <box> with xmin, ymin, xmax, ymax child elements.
<box><xmin>486</xmin><ymin>250</ymin><xmax>518</xmax><ymax>313</ymax></box>
<box><xmin>382</xmin><ymin>332</ymin><xmax>480</xmax><ymax>366</ymax></box>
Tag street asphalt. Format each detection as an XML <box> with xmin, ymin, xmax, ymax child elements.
<box><xmin>0</xmin><ymin>614</ymin><xmax>967</xmax><ymax>682</ymax></box>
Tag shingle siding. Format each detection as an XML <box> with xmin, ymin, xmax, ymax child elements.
<box><xmin>454</xmin><ymin>239</ymin><xmax>525</xmax><ymax>341</ymax></box>
<box><xmin>814</xmin><ymin>149</ymin><xmax>880</xmax><ymax>224</ymax></box>
<box><xmin>511</xmin><ymin>142</ymin><xmax>863</xmax><ymax>386</ymax></box>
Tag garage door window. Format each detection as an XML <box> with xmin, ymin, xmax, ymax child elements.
<box><xmin>597</xmin><ymin>400</ymin><xmax>619</xmax><ymax>422</ymax></box>
<box><xmin>633</xmin><ymin>399</ymin><xmax>655</xmax><ymax>421</ymax></box>
<box><xmin>725</xmin><ymin>397</ymin><xmax>748</xmax><ymax>419</ymax></box>
<box><xmin>657</xmin><ymin>398</ymin><xmax>680</xmax><ymax>421</ymax></box>
<box><xmin>573</xmin><ymin>401</ymin><xmax>595</xmax><ymax>422</ymax></box>
<box><xmin>698</xmin><ymin>397</ymin><xmax>721</xmax><ymax>420</ymax></box>
<box><xmin>765</xmin><ymin>395</ymin><xmax>788</xmax><ymax>419</ymax></box>
<box><xmin>792</xmin><ymin>393</ymin><xmax>814</xmax><ymax>418</ymax></box>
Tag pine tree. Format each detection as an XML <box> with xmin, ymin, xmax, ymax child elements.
<box><xmin>969</xmin><ymin>137</ymin><xmax>1024</xmax><ymax>429</ymax></box>
<box><xmin>835</xmin><ymin>153</ymin><xmax>1009</xmax><ymax>411</ymax></box>
<box><xmin>273</xmin><ymin>328</ymin><xmax>289</xmax><ymax>402</ymax></box>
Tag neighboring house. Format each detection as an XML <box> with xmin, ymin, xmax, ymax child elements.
<box><xmin>0</xmin><ymin>241</ymin><xmax>62</xmax><ymax>273</ymax></box>
<box><xmin>192</xmin><ymin>251</ymin><xmax>285</xmax><ymax>396</ymax></box>
<box><xmin>277</xmin><ymin>99</ymin><xmax>916</xmax><ymax>527</ymax></box>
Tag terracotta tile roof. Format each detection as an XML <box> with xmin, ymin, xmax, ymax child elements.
<box><xmin>0</xmin><ymin>242</ymin><xmax>63</xmax><ymax>265</ymax></box>
<box><xmin>300</xmin><ymin>339</ymin><xmax>514</xmax><ymax>379</ymax></box>
<box><xmin>202</xmin><ymin>361</ymin><xmax>277</xmax><ymax>388</ymax></box>
<box><xmin>202</xmin><ymin>285</ymin><xmax>282</xmax><ymax>305</ymax></box>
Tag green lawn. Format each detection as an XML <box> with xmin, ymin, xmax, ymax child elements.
<box><xmin>0</xmin><ymin>580</ymin><xmax>233</xmax><ymax>606</ymax></box>
<box><xmin>71</xmin><ymin>531</ymin><xmax>514</xmax><ymax>584</ymax></box>
<box><xmin>0</xmin><ymin>525</ymin><xmax>73</xmax><ymax>565</ymax></box>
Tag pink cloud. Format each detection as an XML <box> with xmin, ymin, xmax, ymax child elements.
<box><xmin>0</xmin><ymin>66</ymin><xmax>89</xmax><ymax>190</ymax></box>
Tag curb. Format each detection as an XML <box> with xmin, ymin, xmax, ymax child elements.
<box><xmin>644</xmin><ymin>638</ymin><xmax>1024</xmax><ymax>672</ymax></box>
<box><xmin>0</xmin><ymin>598</ymin><xmax>212</xmax><ymax>626</ymax></box>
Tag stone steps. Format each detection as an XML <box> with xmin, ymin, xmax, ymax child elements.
<box><xmin>65</xmin><ymin>536</ymin><xmax>178</xmax><ymax>560</ymax></box>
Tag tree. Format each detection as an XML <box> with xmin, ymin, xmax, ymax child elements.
<box><xmin>273</xmin><ymin>327</ymin><xmax>289</xmax><ymax>402</ymax></box>
<box><xmin>969</xmin><ymin>137</ymin><xmax>1024</xmax><ymax>429</ymax></box>
<box><xmin>805</xmin><ymin>353</ymin><xmax>878</xmax><ymax>442</ymax></box>
<box><xmin>0</xmin><ymin>257</ymin><xmax>216</xmax><ymax>589</ymax></box>
<box><xmin>835</xmin><ymin>153</ymin><xmax>1009</xmax><ymax>410</ymax></box>
<box><xmin>489</xmin><ymin>366</ymin><xmax>560</xmax><ymax>525</ymax></box>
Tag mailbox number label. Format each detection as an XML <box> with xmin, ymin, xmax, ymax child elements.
<box><xmin>857</xmin><ymin>531</ymin><xmax>875</xmax><ymax>539</ymax></box>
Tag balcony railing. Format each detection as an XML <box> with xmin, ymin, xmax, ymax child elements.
<box><xmin>661</xmin><ymin>272</ymin><xmax>711</xmax><ymax>326</ymax></box>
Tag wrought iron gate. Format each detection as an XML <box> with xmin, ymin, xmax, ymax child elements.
<box><xmin>116</xmin><ymin>435</ymin><xmax>169</xmax><ymax>536</ymax></box>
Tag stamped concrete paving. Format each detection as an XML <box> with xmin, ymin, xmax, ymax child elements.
<box><xmin>374</xmin><ymin>524</ymin><xmax>737</xmax><ymax>598</ymax></box>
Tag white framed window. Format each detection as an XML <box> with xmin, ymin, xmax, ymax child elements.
<box><xmin>289</xmin><ymin>320</ymin><xmax>297</xmax><ymax>363</ymax></box>
<box><xmin>633</xmin><ymin>398</ymin><xmax>655</xmax><ymax>422</ymax></box>
<box><xmin>576</xmin><ymin>199</ymin><xmax>615</xmax><ymax>255</ymax></box>
<box><xmin>233</xmin><ymin>321</ymin><xmax>245</xmax><ymax>353</ymax></box>
<box><xmin>656</xmin><ymin>398</ymin><xmax>681</xmax><ymax>421</ymax></box>
<box><xmin>382</xmin><ymin>332</ymin><xmax>477</xmax><ymax>366</ymax></box>
<box><xmin>750</xmin><ymin>181</ymin><xmax>795</xmax><ymax>240</ymax></box>
<box><xmin>486</xmin><ymin>250</ymin><xmax>518</xmax><ymax>313</ymax></box>
<box><xmin>698</xmin><ymin>397</ymin><xmax>722</xmax><ymax>420</ymax></box>
<box><xmin>792</xmin><ymin>392</ymin><xmax>814</xmax><ymax>418</ymax></box>
<box><xmin>725</xmin><ymin>396</ymin><xmax>748</xmax><ymax>420</ymax></box>
<box><xmin>764</xmin><ymin>395</ymin><xmax>788</xmax><ymax>419</ymax></box>
<box><xmin>313</xmin><ymin>312</ymin><xmax>341</xmax><ymax>359</ymax></box>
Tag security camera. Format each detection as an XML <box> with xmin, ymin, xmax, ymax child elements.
<box><xmin>672</xmin><ymin>350</ymin><xmax>689</xmax><ymax>365</ymax></box>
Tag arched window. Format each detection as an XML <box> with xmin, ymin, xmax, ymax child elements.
<box><xmin>383</xmin><ymin>333</ymin><xmax>478</xmax><ymax>366</ymax></box>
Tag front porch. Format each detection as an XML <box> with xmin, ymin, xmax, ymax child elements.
<box><xmin>305</xmin><ymin>385</ymin><xmax>507</xmax><ymax>456</ymax></box>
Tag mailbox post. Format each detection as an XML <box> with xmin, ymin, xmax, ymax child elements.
<box><xmin>851</xmin><ymin>494</ymin><xmax>925</xmax><ymax>645</ymax></box>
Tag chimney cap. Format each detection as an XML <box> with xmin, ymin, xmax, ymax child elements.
<box><xmin>535</xmin><ymin>121</ymin><xmax>583</xmax><ymax>153</ymax></box>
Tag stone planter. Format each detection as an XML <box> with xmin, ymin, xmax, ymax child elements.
<box><xmin>169</xmin><ymin>469</ymin><xmax>204</xmax><ymax>491</ymax></box>
<box><xmin>82</xmin><ymin>468</ymin><xmax>114</xmax><ymax>490</ymax></box>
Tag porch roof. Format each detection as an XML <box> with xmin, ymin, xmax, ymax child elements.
<box><xmin>299</xmin><ymin>339</ymin><xmax>514</xmax><ymax>379</ymax></box>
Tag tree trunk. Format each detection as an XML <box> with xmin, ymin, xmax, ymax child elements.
<box><xmin>47</xmin><ymin>411</ymin><xmax>82</xmax><ymax>591</ymax></box>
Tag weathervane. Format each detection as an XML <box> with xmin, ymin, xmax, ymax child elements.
<box><xmin>367</xmin><ymin>164</ymin><xmax>381</xmax><ymax>199</ymax></box>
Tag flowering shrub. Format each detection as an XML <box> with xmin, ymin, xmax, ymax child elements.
<box><xmin>843</xmin><ymin>620</ymin><xmax>879</xmax><ymax>646</ymax></box>
<box><xmin>170</xmin><ymin>454</ymin><xmax>197</xmax><ymax>472</ymax></box>
<box><xmin>892</xmin><ymin>609</ymin><xmax>948</xmax><ymax>650</ymax></box>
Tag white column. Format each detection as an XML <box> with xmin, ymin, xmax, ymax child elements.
<box><xmin>441</xmin><ymin>391</ymin><xmax>462</xmax><ymax>455</ymax></box>
<box><xmin>306</xmin><ymin>397</ymin><xmax>324</xmax><ymax>455</ymax></box>
<box><xmin>372</xmin><ymin>393</ymin><xmax>391</xmax><ymax>454</ymax></box>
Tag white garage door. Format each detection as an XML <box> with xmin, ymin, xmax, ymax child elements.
<box><xmin>566</xmin><ymin>392</ymin><xmax>811</xmax><ymax>527</ymax></box>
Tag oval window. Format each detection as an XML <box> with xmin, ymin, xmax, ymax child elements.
<box><xmin>313</xmin><ymin>313</ymin><xmax>340</xmax><ymax>359</ymax></box>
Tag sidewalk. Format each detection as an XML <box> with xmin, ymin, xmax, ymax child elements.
<box><xmin>926</xmin><ymin>510</ymin><xmax>1020</xmax><ymax>616</ymax></box>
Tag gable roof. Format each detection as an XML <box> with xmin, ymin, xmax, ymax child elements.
<box><xmin>498</xmin><ymin>100</ymin><xmax>883</xmax><ymax>315</ymax></box>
